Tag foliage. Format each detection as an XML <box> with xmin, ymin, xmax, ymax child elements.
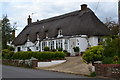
<box><xmin>11</xmin><ymin>51</ymin><xmax>65</xmax><ymax>60</ymax></box>
<box><xmin>82</xmin><ymin>45</ymin><xmax>104</xmax><ymax>63</ymax></box>
<box><xmin>2</xmin><ymin>15</ymin><xmax>12</xmax><ymax>49</ymax></box>
<box><xmin>103</xmin><ymin>36</ymin><xmax>120</xmax><ymax>57</ymax></box>
<box><xmin>7</xmin><ymin>45</ymin><xmax>15</xmax><ymax>51</ymax></box>
<box><xmin>104</xmin><ymin>17</ymin><xmax>119</xmax><ymax>35</ymax></box>
<box><xmin>73</xmin><ymin>47</ymin><xmax>80</xmax><ymax>52</ymax></box>
<box><xmin>57</xmin><ymin>48</ymin><xmax>63</xmax><ymax>51</ymax></box>
<box><xmin>1</xmin><ymin>15</ymin><xmax>17</xmax><ymax>49</ymax></box>
<box><xmin>2</xmin><ymin>49</ymin><xmax>14</xmax><ymax>59</ymax></box>
<box><xmin>51</xmin><ymin>49</ymin><xmax>56</xmax><ymax>52</ymax></box>
<box><xmin>89</xmin><ymin>72</ymin><xmax>96</xmax><ymax>77</ymax></box>
<box><xmin>102</xmin><ymin>57</ymin><xmax>113</xmax><ymax>64</ymax></box>
<box><xmin>44</xmin><ymin>46</ymin><xmax>50</xmax><ymax>51</ymax></box>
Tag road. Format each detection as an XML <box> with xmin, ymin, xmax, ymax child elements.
<box><xmin>2</xmin><ymin>65</ymin><xmax>86</xmax><ymax>78</ymax></box>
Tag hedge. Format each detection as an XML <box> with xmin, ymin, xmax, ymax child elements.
<box><xmin>12</xmin><ymin>51</ymin><xmax>65</xmax><ymax>60</ymax></box>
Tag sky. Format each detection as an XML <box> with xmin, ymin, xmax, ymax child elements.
<box><xmin>0</xmin><ymin>0</ymin><xmax>118</xmax><ymax>36</ymax></box>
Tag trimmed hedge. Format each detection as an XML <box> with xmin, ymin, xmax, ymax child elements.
<box><xmin>12</xmin><ymin>51</ymin><xmax>65</xmax><ymax>61</ymax></box>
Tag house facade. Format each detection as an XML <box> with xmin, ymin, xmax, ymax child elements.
<box><xmin>13</xmin><ymin>4</ymin><xmax>111</xmax><ymax>56</ymax></box>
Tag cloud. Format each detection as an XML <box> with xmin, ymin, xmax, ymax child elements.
<box><xmin>1</xmin><ymin>1</ymin><xmax>118</xmax><ymax>36</ymax></box>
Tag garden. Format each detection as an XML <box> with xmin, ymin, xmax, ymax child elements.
<box><xmin>82</xmin><ymin>35</ymin><xmax>120</xmax><ymax>64</ymax></box>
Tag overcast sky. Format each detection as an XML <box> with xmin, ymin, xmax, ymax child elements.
<box><xmin>0</xmin><ymin>0</ymin><xmax>118</xmax><ymax>36</ymax></box>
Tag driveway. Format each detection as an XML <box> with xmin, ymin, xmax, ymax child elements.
<box><xmin>37</xmin><ymin>56</ymin><xmax>90</xmax><ymax>76</ymax></box>
<box><xmin>2</xmin><ymin>65</ymin><xmax>86</xmax><ymax>78</ymax></box>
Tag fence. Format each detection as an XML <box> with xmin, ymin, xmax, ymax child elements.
<box><xmin>95</xmin><ymin>64</ymin><xmax>120</xmax><ymax>79</ymax></box>
<box><xmin>2</xmin><ymin>59</ymin><xmax>38</xmax><ymax>68</ymax></box>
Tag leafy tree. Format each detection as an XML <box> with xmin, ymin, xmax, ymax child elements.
<box><xmin>0</xmin><ymin>20</ymin><xmax>2</xmax><ymax>53</ymax></box>
<box><xmin>82</xmin><ymin>45</ymin><xmax>104</xmax><ymax>64</ymax></box>
<box><xmin>2</xmin><ymin>15</ymin><xmax>12</xmax><ymax>49</ymax></box>
<box><xmin>104</xmin><ymin>17</ymin><xmax>119</xmax><ymax>35</ymax></box>
<box><xmin>1</xmin><ymin>15</ymin><xmax>17</xmax><ymax>49</ymax></box>
<box><xmin>103</xmin><ymin>35</ymin><xmax>120</xmax><ymax>57</ymax></box>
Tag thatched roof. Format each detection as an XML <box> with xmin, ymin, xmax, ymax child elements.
<box><xmin>13</xmin><ymin>6</ymin><xmax>111</xmax><ymax>46</ymax></box>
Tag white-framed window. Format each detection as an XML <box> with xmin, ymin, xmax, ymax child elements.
<box><xmin>36</xmin><ymin>47</ymin><xmax>39</xmax><ymax>50</ymax></box>
<box><xmin>51</xmin><ymin>41</ymin><xmax>54</xmax><ymax>50</ymax></box>
<box><xmin>64</xmin><ymin>39</ymin><xmax>68</xmax><ymax>50</ymax></box>
<box><xmin>27</xmin><ymin>34</ymin><xmax>30</xmax><ymax>41</ymax></box>
<box><xmin>56</xmin><ymin>39</ymin><xmax>63</xmax><ymax>49</ymax></box>
<box><xmin>45</xmin><ymin>31</ymin><xmax>48</xmax><ymax>38</ymax></box>
<box><xmin>59</xmin><ymin>29</ymin><xmax>62</xmax><ymax>35</ymax></box>
<box><xmin>37</xmin><ymin>33</ymin><xmax>39</xmax><ymax>40</ymax></box>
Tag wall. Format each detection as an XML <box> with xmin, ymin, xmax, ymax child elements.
<box><xmin>38</xmin><ymin>60</ymin><xmax>66</xmax><ymax>67</ymax></box>
<box><xmin>95</xmin><ymin>64</ymin><xmax>120</xmax><ymax>79</ymax></box>
<box><xmin>15</xmin><ymin>36</ymin><xmax>99</xmax><ymax>56</ymax></box>
<box><xmin>88</xmin><ymin>36</ymin><xmax>98</xmax><ymax>46</ymax></box>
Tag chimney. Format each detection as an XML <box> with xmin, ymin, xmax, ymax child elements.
<box><xmin>37</xmin><ymin>19</ymin><xmax>39</xmax><ymax>22</ymax></box>
<box><xmin>12</xmin><ymin>30</ymin><xmax>15</xmax><ymax>40</ymax></box>
<box><xmin>27</xmin><ymin>15</ymin><xmax>32</xmax><ymax>25</ymax></box>
<box><xmin>81</xmin><ymin>4</ymin><xmax>87</xmax><ymax>10</ymax></box>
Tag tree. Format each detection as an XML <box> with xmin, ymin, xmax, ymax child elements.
<box><xmin>1</xmin><ymin>15</ymin><xmax>12</xmax><ymax>49</ymax></box>
<box><xmin>104</xmin><ymin>17</ymin><xmax>119</xmax><ymax>35</ymax></box>
<box><xmin>103</xmin><ymin>35</ymin><xmax>120</xmax><ymax>57</ymax></box>
<box><xmin>82</xmin><ymin>45</ymin><xmax>104</xmax><ymax>64</ymax></box>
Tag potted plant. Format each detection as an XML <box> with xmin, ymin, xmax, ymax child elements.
<box><xmin>73</xmin><ymin>47</ymin><xmax>80</xmax><ymax>56</ymax></box>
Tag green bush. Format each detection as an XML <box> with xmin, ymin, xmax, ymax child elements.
<box><xmin>51</xmin><ymin>49</ymin><xmax>56</xmax><ymax>52</ymax></box>
<box><xmin>11</xmin><ymin>51</ymin><xmax>65</xmax><ymax>60</ymax></box>
<box><xmin>73</xmin><ymin>47</ymin><xmax>80</xmax><ymax>52</ymax></box>
<box><xmin>102</xmin><ymin>57</ymin><xmax>113</xmax><ymax>64</ymax></box>
<box><xmin>57</xmin><ymin>48</ymin><xmax>63</xmax><ymax>51</ymax></box>
<box><xmin>2</xmin><ymin>49</ymin><xmax>14</xmax><ymax>59</ymax></box>
<box><xmin>89</xmin><ymin>72</ymin><xmax>96</xmax><ymax>77</ymax></box>
<box><xmin>44</xmin><ymin>47</ymin><xmax>50</xmax><ymax>51</ymax></box>
<box><xmin>103</xmin><ymin>36</ymin><xmax>120</xmax><ymax>57</ymax></box>
<box><xmin>82</xmin><ymin>45</ymin><xmax>104</xmax><ymax>63</ymax></box>
<box><xmin>7</xmin><ymin>45</ymin><xmax>15</xmax><ymax>51</ymax></box>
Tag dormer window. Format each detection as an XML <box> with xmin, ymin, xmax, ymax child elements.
<box><xmin>27</xmin><ymin>34</ymin><xmax>30</xmax><ymax>41</ymax></box>
<box><xmin>57</xmin><ymin>28</ymin><xmax>63</xmax><ymax>38</ymax></box>
<box><xmin>58</xmin><ymin>29</ymin><xmax>62</xmax><ymax>35</ymax></box>
<box><xmin>36</xmin><ymin>32</ymin><xmax>39</xmax><ymax>40</ymax></box>
<box><xmin>45</xmin><ymin>30</ymin><xmax>48</xmax><ymax>38</ymax></box>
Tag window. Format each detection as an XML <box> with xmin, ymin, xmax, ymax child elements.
<box><xmin>58</xmin><ymin>29</ymin><xmax>62</xmax><ymax>35</ymax></box>
<box><xmin>65</xmin><ymin>39</ymin><xmax>68</xmax><ymax>50</ymax></box>
<box><xmin>51</xmin><ymin>41</ymin><xmax>54</xmax><ymax>50</ymax></box>
<box><xmin>45</xmin><ymin>31</ymin><xmax>48</xmax><ymax>38</ymax></box>
<box><xmin>56</xmin><ymin>39</ymin><xmax>63</xmax><ymax>49</ymax></box>
<box><xmin>36</xmin><ymin>33</ymin><xmax>39</xmax><ymax>40</ymax></box>
<box><xmin>36</xmin><ymin>47</ymin><xmax>39</xmax><ymax>50</ymax></box>
<box><xmin>27</xmin><ymin>34</ymin><xmax>30</xmax><ymax>41</ymax></box>
<box><xmin>17</xmin><ymin>47</ymin><xmax>21</xmax><ymax>52</ymax></box>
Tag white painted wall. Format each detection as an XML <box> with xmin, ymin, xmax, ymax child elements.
<box><xmin>15</xmin><ymin>36</ymin><xmax>99</xmax><ymax>56</ymax></box>
<box><xmin>76</xmin><ymin>37</ymin><xmax>88</xmax><ymax>52</ymax></box>
<box><xmin>38</xmin><ymin>60</ymin><xmax>66</xmax><ymax>67</ymax></box>
<box><xmin>88</xmin><ymin>36</ymin><xmax>98</xmax><ymax>47</ymax></box>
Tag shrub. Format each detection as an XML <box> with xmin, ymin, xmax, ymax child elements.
<box><xmin>102</xmin><ymin>57</ymin><xmax>113</xmax><ymax>64</ymax></box>
<box><xmin>57</xmin><ymin>48</ymin><xmax>63</xmax><ymax>51</ymax></box>
<box><xmin>7</xmin><ymin>45</ymin><xmax>15</xmax><ymax>51</ymax></box>
<box><xmin>2</xmin><ymin>49</ymin><xmax>14</xmax><ymax>59</ymax></box>
<box><xmin>44</xmin><ymin>47</ymin><xmax>50</xmax><ymax>51</ymax></box>
<box><xmin>11</xmin><ymin>51</ymin><xmax>65</xmax><ymax>61</ymax></box>
<box><xmin>82</xmin><ymin>45</ymin><xmax>104</xmax><ymax>63</ymax></box>
<box><xmin>103</xmin><ymin>36</ymin><xmax>120</xmax><ymax>57</ymax></box>
<box><xmin>73</xmin><ymin>47</ymin><xmax>80</xmax><ymax>52</ymax></box>
<box><xmin>89</xmin><ymin>72</ymin><xmax>96</xmax><ymax>77</ymax></box>
<box><xmin>52</xmin><ymin>49</ymin><xmax>56</xmax><ymax>52</ymax></box>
